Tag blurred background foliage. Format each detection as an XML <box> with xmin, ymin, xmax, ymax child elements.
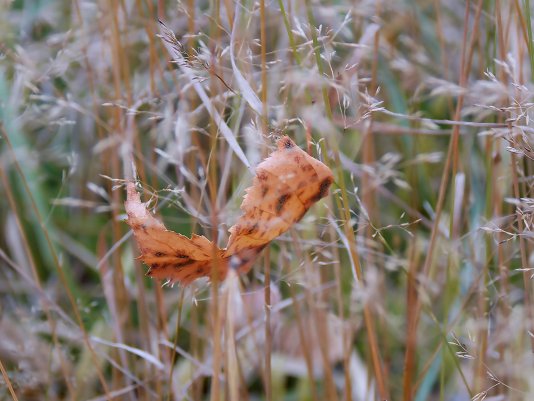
<box><xmin>1</xmin><ymin>0</ymin><xmax>534</xmax><ymax>400</ymax></box>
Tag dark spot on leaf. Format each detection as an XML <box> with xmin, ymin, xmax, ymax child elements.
<box><xmin>276</xmin><ymin>194</ymin><xmax>290</xmax><ymax>214</ymax></box>
<box><xmin>246</xmin><ymin>223</ymin><xmax>259</xmax><ymax>235</ymax></box>
<box><xmin>283</xmin><ymin>138</ymin><xmax>294</xmax><ymax>149</ymax></box>
<box><xmin>183</xmin><ymin>273</ymin><xmax>193</xmax><ymax>281</ymax></box>
<box><xmin>154</xmin><ymin>251</ymin><xmax>166</xmax><ymax>257</ymax></box>
<box><xmin>319</xmin><ymin>177</ymin><xmax>333</xmax><ymax>197</ymax></box>
<box><xmin>257</xmin><ymin>170</ymin><xmax>268</xmax><ymax>181</ymax></box>
<box><xmin>175</xmin><ymin>252</ymin><xmax>188</xmax><ymax>259</ymax></box>
<box><xmin>174</xmin><ymin>259</ymin><xmax>194</xmax><ymax>269</ymax></box>
<box><xmin>261</xmin><ymin>185</ymin><xmax>269</xmax><ymax>197</ymax></box>
<box><xmin>311</xmin><ymin>177</ymin><xmax>333</xmax><ymax>202</ymax></box>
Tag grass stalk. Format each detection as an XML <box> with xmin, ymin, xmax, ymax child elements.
<box><xmin>260</xmin><ymin>2</ymin><xmax>272</xmax><ymax>399</ymax></box>
<box><xmin>0</xmin><ymin>358</ymin><xmax>18</xmax><ymax>401</ymax></box>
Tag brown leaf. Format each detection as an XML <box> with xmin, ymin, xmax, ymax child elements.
<box><xmin>125</xmin><ymin>183</ymin><xmax>226</xmax><ymax>284</ymax></box>
<box><xmin>223</xmin><ymin>136</ymin><xmax>334</xmax><ymax>273</ymax></box>
<box><xmin>125</xmin><ymin>136</ymin><xmax>334</xmax><ymax>285</ymax></box>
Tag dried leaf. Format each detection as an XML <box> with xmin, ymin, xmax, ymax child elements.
<box><xmin>125</xmin><ymin>184</ymin><xmax>224</xmax><ymax>285</ymax></box>
<box><xmin>223</xmin><ymin>136</ymin><xmax>334</xmax><ymax>273</ymax></box>
<box><xmin>125</xmin><ymin>136</ymin><xmax>334</xmax><ymax>285</ymax></box>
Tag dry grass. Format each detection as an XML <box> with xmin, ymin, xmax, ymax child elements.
<box><xmin>1</xmin><ymin>0</ymin><xmax>534</xmax><ymax>400</ymax></box>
